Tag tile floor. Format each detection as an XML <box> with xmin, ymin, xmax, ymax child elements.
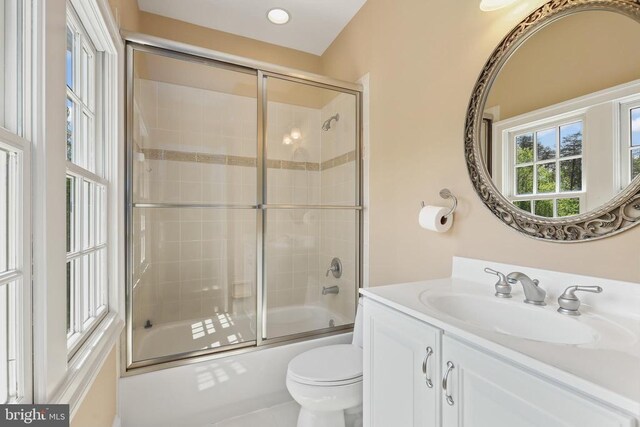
<box><xmin>210</xmin><ymin>400</ymin><xmax>363</xmax><ymax>427</ymax></box>
<box><xmin>210</xmin><ymin>401</ymin><xmax>300</xmax><ymax>427</ymax></box>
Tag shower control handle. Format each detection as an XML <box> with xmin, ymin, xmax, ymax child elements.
<box><xmin>326</xmin><ymin>257</ymin><xmax>342</xmax><ymax>278</ymax></box>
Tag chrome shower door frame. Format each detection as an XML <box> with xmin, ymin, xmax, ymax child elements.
<box><xmin>124</xmin><ymin>34</ymin><xmax>363</xmax><ymax>374</ymax></box>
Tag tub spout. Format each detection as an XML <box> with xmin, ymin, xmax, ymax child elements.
<box><xmin>322</xmin><ymin>285</ymin><xmax>340</xmax><ymax>295</ymax></box>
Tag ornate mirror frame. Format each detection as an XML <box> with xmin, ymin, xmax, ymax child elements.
<box><xmin>465</xmin><ymin>0</ymin><xmax>640</xmax><ymax>242</ymax></box>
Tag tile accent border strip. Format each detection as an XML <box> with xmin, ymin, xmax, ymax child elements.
<box><xmin>140</xmin><ymin>148</ymin><xmax>355</xmax><ymax>171</ymax></box>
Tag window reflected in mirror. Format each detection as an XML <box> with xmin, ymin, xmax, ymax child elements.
<box><xmin>479</xmin><ymin>10</ymin><xmax>640</xmax><ymax>218</ymax></box>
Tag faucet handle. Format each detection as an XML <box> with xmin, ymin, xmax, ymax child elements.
<box><xmin>326</xmin><ymin>257</ymin><xmax>342</xmax><ymax>278</ymax></box>
<box><xmin>557</xmin><ymin>285</ymin><xmax>603</xmax><ymax>316</ymax></box>
<box><xmin>484</xmin><ymin>268</ymin><xmax>512</xmax><ymax>298</ymax></box>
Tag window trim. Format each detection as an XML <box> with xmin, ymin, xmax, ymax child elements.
<box><xmin>65</xmin><ymin>2</ymin><xmax>113</xmax><ymax>358</ymax></box>
<box><xmin>504</xmin><ymin>117</ymin><xmax>587</xmax><ymax>218</ymax></box>
<box><xmin>619</xmin><ymin>98</ymin><xmax>640</xmax><ymax>187</ymax></box>
<box><xmin>492</xmin><ymin>79</ymin><xmax>640</xmax><ymax>218</ymax></box>
<box><xmin>0</xmin><ymin>0</ymin><xmax>33</xmax><ymax>404</ymax></box>
<box><xmin>32</xmin><ymin>0</ymin><xmax>124</xmax><ymax>412</ymax></box>
<box><xmin>0</xmin><ymin>128</ymin><xmax>31</xmax><ymax>404</ymax></box>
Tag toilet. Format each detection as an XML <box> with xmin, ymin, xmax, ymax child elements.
<box><xmin>286</xmin><ymin>299</ymin><xmax>364</xmax><ymax>427</ymax></box>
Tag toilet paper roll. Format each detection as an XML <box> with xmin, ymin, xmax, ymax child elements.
<box><xmin>419</xmin><ymin>205</ymin><xmax>453</xmax><ymax>232</ymax></box>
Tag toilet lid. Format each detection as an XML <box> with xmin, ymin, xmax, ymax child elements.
<box><xmin>287</xmin><ymin>344</ymin><xmax>363</xmax><ymax>385</ymax></box>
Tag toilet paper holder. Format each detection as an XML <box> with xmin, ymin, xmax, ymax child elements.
<box><xmin>421</xmin><ymin>188</ymin><xmax>458</xmax><ymax>218</ymax></box>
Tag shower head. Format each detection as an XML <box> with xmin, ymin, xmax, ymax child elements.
<box><xmin>321</xmin><ymin>113</ymin><xmax>340</xmax><ymax>131</ymax></box>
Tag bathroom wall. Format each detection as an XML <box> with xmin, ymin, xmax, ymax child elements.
<box><xmin>71</xmin><ymin>346</ymin><xmax>118</xmax><ymax>427</ymax></box>
<box><xmin>108</xmin><ymin>0</ymin><xmax>322</xmax><ymax>75</ymax></box>
<box><xmin>321</xmin><ymin>0</ymin><xmax>640</xmax><ymax>284</ymax></box>
<box><xmin>107</xmin><ymin>0</ymin><xmax>140</xmax><ymax>32</ymax></box>
<box><xmin>113</xmin><ymin>0</ymin><xmax>640</xmax><ymax>327</ymax></box>
<box><xmin>486</xmin><ymin>10</ymin><xmax>640</xmax><ymax>120</ymax></box>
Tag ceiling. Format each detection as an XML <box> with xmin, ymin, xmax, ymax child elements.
<box><xmin>136</xmin><ymin>0</ymin><xmax>368</xmax><ymax>56</ymax></box>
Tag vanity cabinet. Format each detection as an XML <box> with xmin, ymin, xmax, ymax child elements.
<box><xmin>363</xmin><ymin>299</ymin><xmax>441</xmax><ymax>427</ymax></box>
<box><xmin>363</xmin><ymin>298</ymin><xmax>636</xmax><ymax>427</ymax></box>
<box><xmin>440</xmin><ymin>336</ymin><xmax>635</xmax><ymax>427</ymax></box>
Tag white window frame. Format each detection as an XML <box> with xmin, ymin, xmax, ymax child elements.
<box><xmin>32</xmin><ymin>0</ymin><xmax>123</xmax><ymax>413</ymax></box>
<box><xmin>492</xmin><ymin>79</ymin><xmax>640</xmax><ymax>217</ymax></box>
<box><xmin>0</xmin><ymin>0</ymin><xmax>32</xmax><ymax>404</ymax></box>
<box><xmin>65</xmin><ymin>5</ymin><xmax>110</xmax><ymax>357</ymax></box>
<box><xmin>506</xmin><ymin>116</ymin><xmax>586</xmax><ymax>217</ymax></box>
<box><xmin>619</xmin><ymin>98</ymin><xmax>640</xmax><ymax>186</ymax></box>
<box><xmin>0</xmin><ymin>130</ymin><xmax>31</xmax><ymax>404</ymax></box>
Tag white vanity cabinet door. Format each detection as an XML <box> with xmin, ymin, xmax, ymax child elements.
<box><xmin>364</xmin><ymin>299</ymin><xmax>441</xmax><ymax>427</ymax></box>
<box><xmin>441</xmin><ymin>335</ymin><xmax>635</xmax><ymax>427</ymax></box>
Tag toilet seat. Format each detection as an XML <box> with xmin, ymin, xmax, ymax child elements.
<box><xmin>287</xmin><ymin>344</ymin><xmax>363</xmax><ymax>387</ymax></box>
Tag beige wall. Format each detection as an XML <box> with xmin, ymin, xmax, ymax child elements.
<box><xmin>486</xmin><ymin>11</ymin><xmax>640</xmax><ymax>119</ymax></box>
<box><xmin>71</xmin><ymin>346</ymin><xmax>118</xmax><ymax>427</ymax></box>
<box><xmin>322</xmin><ymin>0</ymin><xmax>640</xmax><ymax>284</ymax></box>
<box><xmin>107</xmin><ymin>0</ymin><xmax>141</xmax><ymax>32</ymax></box>
<box><xmin>108</xmin><ymin>0</ymin><xmax>640</xmax><ymax>285</ymax></box>
<box><xmin>108</xmin><ymin>0</ymin><xmax>321</xmax><ymax>73</ymax></box>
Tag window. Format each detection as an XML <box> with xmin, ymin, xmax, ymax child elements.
<box><xmin>628</xmin><ymin>106</ymin><xmax>640</xmax><ymax>181</ymax></box>
<box><xmin>66</xmin><ymin>6</ymin><xmax>109</xmax><ymax>355</ymax></box>
<box><xmin>619</xmin><ymin>100</ymin><xmax>640</xmax><ymax>187</ymax></box>
<box><xmin>0</xmin><ymin>0</ymin><xmax>21</xmax><ymax>134</ymax></box>
<box><xmin>510</xmin><ymin>121</ymin><xmax>584</xmax><ymax>217</ymax></box>
<box><xmin>0</xmin><ymin>0</ymin><xmax>29</xmax><ymax>403</ymax></box>
<box><xmin>0</xmin><ymin>144</ymin><xmax>27</xmax><ymax>404</ymax></box>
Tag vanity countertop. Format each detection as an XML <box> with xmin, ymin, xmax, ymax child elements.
<box><xmin>360</xmin><ymin>261</ymin><xmax>640</xmax><ymax>417</ymax></box>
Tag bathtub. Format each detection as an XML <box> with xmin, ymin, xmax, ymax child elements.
<box><xmin>121</xmin><ymin>331</ymin><xmax>353</xmax><ymax>427</ymax></box>
<box><xmin>133</xmin><ymin>304</ymin><xmax>350</xmax><ymax>362</ymax></box>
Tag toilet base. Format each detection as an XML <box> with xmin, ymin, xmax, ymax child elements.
<box><xmin>297</xmin><ymin>407</ymin><xmax>345</xmax><ymax>427</ymax></box>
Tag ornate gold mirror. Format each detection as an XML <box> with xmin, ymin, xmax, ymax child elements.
<box><xmin>466</xmin><ymin>0</ymin><xmax>640</xmax><ymax>241</ymax></box>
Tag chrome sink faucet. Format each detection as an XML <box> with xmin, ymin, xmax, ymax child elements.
<box><xmin>506</xmin><ymin>272</ymin><xmax>546</xmax><ymax>306</ymax></box>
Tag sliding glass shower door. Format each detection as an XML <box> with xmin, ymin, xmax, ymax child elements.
<box><xmin>129</xmin><ymin>49</ymin><xmax>259</xmax><ymax>363</ymax></box>
<box><xmin>126</xmin><ymin>42</ymin><xmax>361</xmax><ymax>370</ymax></box>
<box><xmin>263</xmin><ymin>77</ymin><xmax>360</xmax><ymax>340</ymax></box>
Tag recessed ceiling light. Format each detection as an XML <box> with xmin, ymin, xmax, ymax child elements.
<box><xmin>267</xmin><ymin>8</ymin><xmax>290</xmax><ymax>25</ymax></box>
<box><xmin>479</xmin><ymin>0</ymin><xmax>518</xmax><ymax>11</ymax></box>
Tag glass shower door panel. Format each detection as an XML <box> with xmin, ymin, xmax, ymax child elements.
<box><xmin>131</xmin><ymin>208</ymin><xmax>257</xmax><ymax>362</ymax></box>
<box><xmin>131</xmin><ymin>51</ymin><xmax>257</xmax><ymax>206</ymax></box>
<box><xmin>265</xmin><ymin>78</ymin><xmax>358</xmax><ymax>206</ymax></box>
<box><xmin>130</xmin><ymin>50</ymin><xmax>259</xmax><ymax>363</ymax></box>
<box><xmin>264</xmin><ymin>209</ymin><xmax>358</xmax><ymax>340</ymax></box>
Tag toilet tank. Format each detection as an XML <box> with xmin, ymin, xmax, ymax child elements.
<box><xmin>352</xmin><ymin>297</ymin><xmax>364</xmax><ymax>348</ymax></box>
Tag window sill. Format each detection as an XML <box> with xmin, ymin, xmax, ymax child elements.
<box><xmin>48</xmin><ymin>312</ymin><xmax>124</xmax><ymax>417</ymax></box>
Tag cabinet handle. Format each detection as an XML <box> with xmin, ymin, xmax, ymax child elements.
<box><xmin>442</xmin><ymin>361</ymin><xmax>455</xmax><ymax>406</ymax></box>
<box><xmin>421</xmin><ymin>347</ymin><xmax>434</xmax><ymax>388</ymax></box>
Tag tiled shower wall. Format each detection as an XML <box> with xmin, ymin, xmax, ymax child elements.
<box><xmin>131</xmin><ymin>78</ymin><xmax>260</xmax><ymax>328</ymax></box>
<box><xmin>131</xmin><ymin>78</ymin><xmax>357</xmax><ymax>330</ymax></box>
<box><xmin>319</xmin><ymin>93</ymin><xmax>358</xmax><ymax>323</ymax></box>
<box><xmin>264</xmin><ymin>101</ymin><xmax>322</xmax><ymax>316</ymax></box>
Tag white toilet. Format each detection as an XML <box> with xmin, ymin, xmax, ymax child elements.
<box><xmin>286</xmin><ymin>299</ymin><xmax>364</xmax><ymax>427</ymax></box>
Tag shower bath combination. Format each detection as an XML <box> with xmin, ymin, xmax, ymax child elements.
<box><xmin>126</xmin><ymin>41</ymin><xmax>363</xmax><ymax>371</ymax></box>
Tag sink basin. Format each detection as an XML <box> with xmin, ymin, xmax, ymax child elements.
<box><xmin>420</xmin><ymin>293</ymin><xmax>598</xmax><ymax>345</ymax></box>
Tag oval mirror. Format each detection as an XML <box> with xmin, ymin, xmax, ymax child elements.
<box><xmin>466</xmin><ymin>0</ymin><xmax>640</xmax><ymax>241</ymax></box>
